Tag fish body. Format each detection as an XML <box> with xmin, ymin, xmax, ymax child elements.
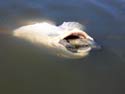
<box><xmin>13</xmin><ymin>22</ymin><xmax>100</xmax><ymax>58</ymax></box>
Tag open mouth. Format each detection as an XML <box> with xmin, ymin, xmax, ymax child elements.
<box><xmin>59</xmin><ymin>32</ymin><xmax>91</xmax><ymax>53</ymax></box>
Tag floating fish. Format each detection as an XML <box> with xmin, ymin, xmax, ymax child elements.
<box><xmin>13</xmin><ymin>22</ymin><xmax>101</xmax><ymax>58</ymax></box>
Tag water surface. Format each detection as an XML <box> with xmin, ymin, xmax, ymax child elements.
<box><xmin>0</xmin><ymin>0</ymin><xmax>125</xmax><ymax>94</ymax></box>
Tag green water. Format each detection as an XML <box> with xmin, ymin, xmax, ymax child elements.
<box><xmin>0</xmin><ymin>0</ymin><xmax>125</xmax><ymax>94</ymax></box>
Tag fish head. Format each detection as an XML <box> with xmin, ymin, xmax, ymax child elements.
<box><xmin>51</xmin><ymin>28</ymin><xmax>101</xmax><ymax>58</ymax></box>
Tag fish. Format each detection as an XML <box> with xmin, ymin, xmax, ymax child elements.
<box><xmin>13</xmin><ymin>22</ymin><xmax>101</xmax><ymax>58</ymax></box>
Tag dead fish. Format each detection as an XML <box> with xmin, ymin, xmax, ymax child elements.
<box><xmin>13</xmin><ymin>22</ymin><xmax>101</xmax><ymax>59</ymax></box>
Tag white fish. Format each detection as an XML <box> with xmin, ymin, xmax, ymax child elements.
<box><xmin>13</xmin><ymin>22</ymin><xmax>100</xmax><ymax>58</ymax></box>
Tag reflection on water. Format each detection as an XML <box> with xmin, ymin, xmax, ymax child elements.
<box><xmin>0</xmin><ymin>0</ymin><xmax>125</xmax><ymax>94</ymax></box>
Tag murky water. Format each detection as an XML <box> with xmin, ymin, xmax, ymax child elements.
<box><xmin>0</xmin><ymin>0</ymin><xmax>125</xmax><ymax>94</ymax></box>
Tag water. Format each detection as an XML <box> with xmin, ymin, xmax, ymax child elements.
<box><xmin>0</xmin><ymin>0</ymin><xmax>125</xmax><ymax>94</ymax></box>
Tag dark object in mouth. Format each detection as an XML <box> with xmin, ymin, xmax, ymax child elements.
<box><xmin>59</xmin><ymin>34</ymin><xmax>90</xmax><ymax>53</ymax></box>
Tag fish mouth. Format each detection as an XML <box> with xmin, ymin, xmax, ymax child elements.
<box><xmin>59</xmin><ymin>32</ymin><xmax>92</xmax><ymax>53</ymax></box>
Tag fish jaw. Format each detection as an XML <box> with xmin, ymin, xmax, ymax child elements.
<box><xmin>49</xmin><ymin>28</ymin><xmax>94</xmax><ymax>58</ymax></box>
